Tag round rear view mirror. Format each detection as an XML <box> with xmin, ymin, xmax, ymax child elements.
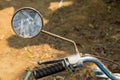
<box><xmin>11</xmin><ymin>7</ymin><xmax>43</xmax><ymax>38</ymax></box>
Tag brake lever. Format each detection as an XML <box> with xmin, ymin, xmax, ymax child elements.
<box><xmin>38</xmin><ymin>59</ymin><xmax>64</xmax><ymax>65</ymax></box>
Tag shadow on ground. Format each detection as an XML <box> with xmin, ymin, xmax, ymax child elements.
<box><xmin>5</xmin><ymin>0</ymin><xmax>120</xmax><ymax>79</ymax></box>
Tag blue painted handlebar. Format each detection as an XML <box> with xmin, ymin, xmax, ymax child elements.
<box><xmin>82</xmin><ymin>56</ymin><xmax>120</xmax><ymax>80</ymax></box>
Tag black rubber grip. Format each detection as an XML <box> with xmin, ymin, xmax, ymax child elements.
<box><xmin>33</xmin><ymin>62</ymin><xmax>66</xmax><ymax>79</ymax></box>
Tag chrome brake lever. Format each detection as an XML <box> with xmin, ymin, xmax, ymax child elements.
<box><xmin>38</xmin><ymin>59</ymin><xmax>64</xmax><ymax>65</ymax></box>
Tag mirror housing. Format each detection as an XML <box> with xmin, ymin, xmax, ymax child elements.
<box><xmin>11</xmin><ymin>7</ymin><xmax>43</xmax><ymax>38</ymax></box>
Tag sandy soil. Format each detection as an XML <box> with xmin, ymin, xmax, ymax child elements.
<box><xmin>0</xmin><ymin>0</ymin><xmax>120</xmax><ymax>80</ymax></box>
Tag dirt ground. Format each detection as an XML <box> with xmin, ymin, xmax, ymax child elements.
<box><xmin>0</xmin><ymin>0</ymin><xmax>120</xmax><ymax>80</ymax></box>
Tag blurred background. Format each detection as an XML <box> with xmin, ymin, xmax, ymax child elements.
<box><xmin>0</xmin><ymin>0</ymin><xmax>120</xmax><ymax>80</ymax></box>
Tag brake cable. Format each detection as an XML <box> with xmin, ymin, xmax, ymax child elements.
<box><xmin>91</xmin><ymin>54</ymin><xmax>120</xmax><ymax>70</ymax></box>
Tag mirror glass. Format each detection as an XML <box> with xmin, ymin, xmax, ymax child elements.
<box><xmin>11</xmin><ymin>7</ymin><xmax>43</xmax><ymax>38</ymax></box>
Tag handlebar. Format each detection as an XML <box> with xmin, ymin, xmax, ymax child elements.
<box><xmin>24</xmin><ymin>54</ymin><xmax>120</xmax><ymax>80</ymax></box>
<box><xmin>82</xmin><ymin>56</ymin><xmax>120</xmax><ymax>80</ymax></box>
<box><xmin>33</xmin><ymin>62</ymin><xmax>66</xmax><ymax>79</ymax></box>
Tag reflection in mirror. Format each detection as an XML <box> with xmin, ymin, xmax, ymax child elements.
<box><xmin>12</xmin><ymin>7</ymin><xmax>43</xmax><ymax>38</ymax></box>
